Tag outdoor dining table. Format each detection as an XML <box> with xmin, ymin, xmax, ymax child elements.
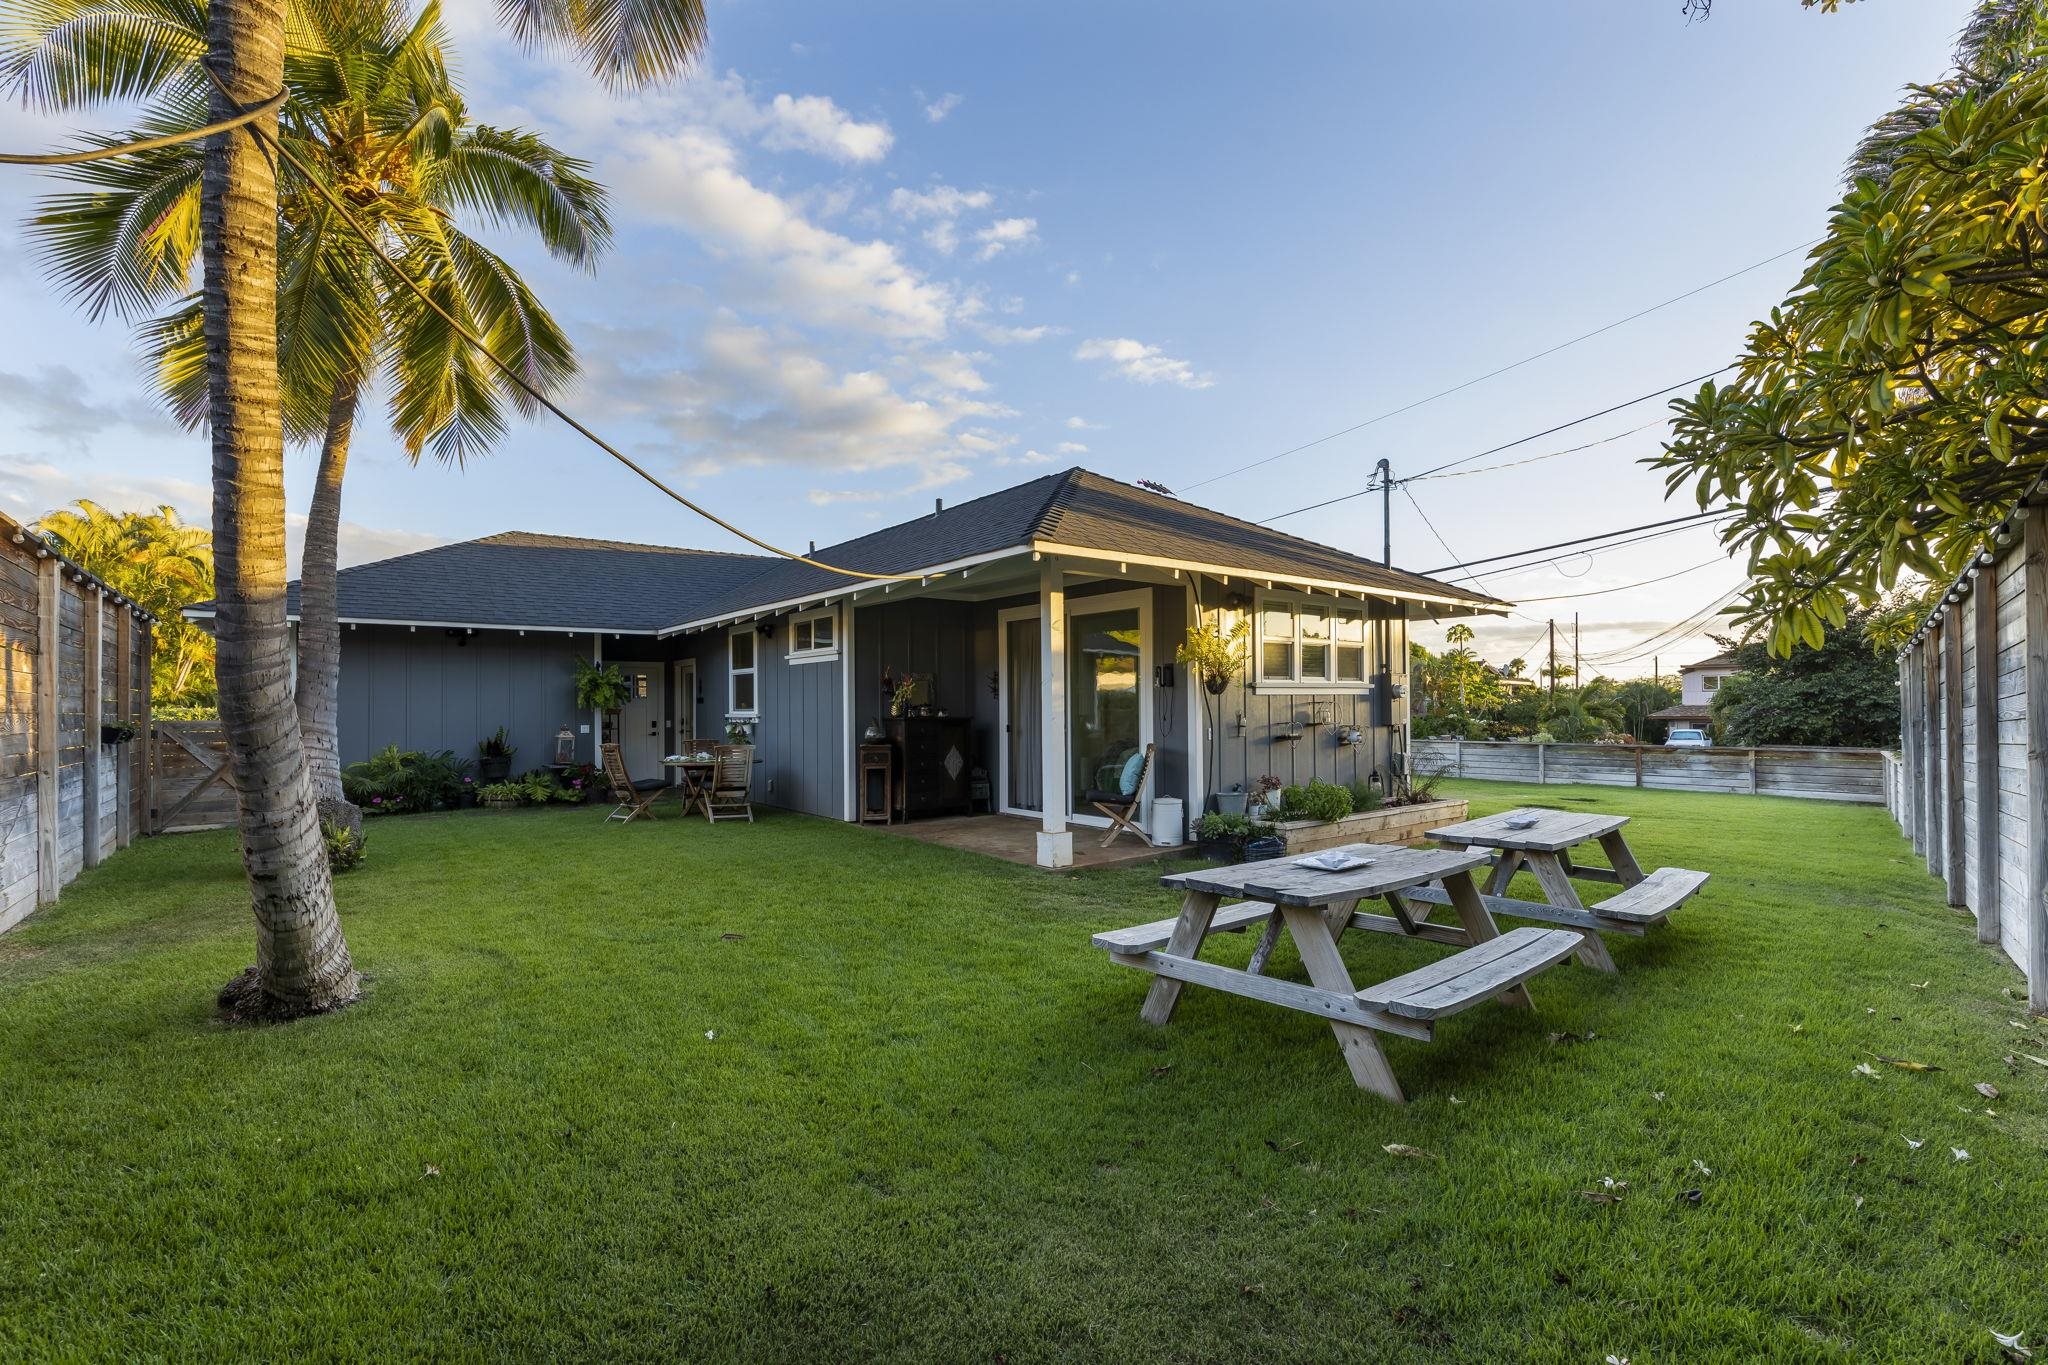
<box><xmin>661</xmin><ymin>756</ymin><xmax>717</xmax><ymax>818</ymax></box>
<box><xmin>1421</xmin><ymin>806</ymin><xmax>1649</xmax><ymax>972</ymax></box>
<box><xmin>1095</xmin><ymin>842</ymin><xmax>1583</xmax><ymax>1102</ymax></box>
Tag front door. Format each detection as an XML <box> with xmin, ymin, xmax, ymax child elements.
<box><xmin>611</xmin><ymin>662</ymin><xmax>664</xmax><ymax>777</ymax></box>
<box><xmin>998</xmin><ymin>589</ymin><xmax>1153</xmax><ymax>826</ymax></box>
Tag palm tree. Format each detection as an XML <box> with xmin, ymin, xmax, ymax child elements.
<box><xmin>37</xmin><ymin>499</ymin><xmax>218</xmax><ymax>706</ymax></box>
<box><xmin>27</xmin><ymin>0</ymin><xmax>609</xmax><ymax>811</ymax></box>
<box><xmin>3</xmin><ymin>0</ymin><xmax>700</xmax><ymax>1019</ymax></box>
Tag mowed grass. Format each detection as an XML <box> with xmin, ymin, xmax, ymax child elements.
<box><xmin>2</xmin><ymin>781</ymin><xmax>2045</xmax><ymax>1361</ymax></box>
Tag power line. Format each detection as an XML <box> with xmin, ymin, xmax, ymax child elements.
<box><xmin>1403</xmin><ymin>422</ymin><xmax>1659</xmax><ymax>483</ymax></box>
<box><xmin>1583</xmin><ymin>585</ymin><xmax>1746</xmax><ymax>667</ymax></box>
<box><xmin>1422</xmin><ymin>509</ymin><xmax>1730</xmax><ymax>576</ymax></box>
<box><xmin>1400</xmin><ymin>486</ymin><xmax>1546</xmax><ymax>625</ymax></box>
<box><xmin>1258</xmin><ymin>370</ymin><xmax>1728</xmax><ymax>525</ymax></box>
<box><xmin>1477</xmin><ymin>515</ymin><xmax>1737</xmax><ymax>581</ymax></box>
<box><xmin>1510</xmin><ymin>556</ymin><xmax>1727</xmax><ymax>603</ymax></box>
<box><xmin>1178</xmin><ymin>239</ymin><xmax>1813</xmax><ymax>492</ymax></box>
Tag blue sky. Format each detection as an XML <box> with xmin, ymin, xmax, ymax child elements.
<box><xmin>0</xmin><ymin>0</ymin><xmax>1974</xmax><ymax>672</ymax></box>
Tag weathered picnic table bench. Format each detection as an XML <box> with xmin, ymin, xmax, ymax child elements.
<box><xmin>1411</xmin><ymin>806</ymin><xmax>1709</xmax><ymax>972</ymax></box>
<box><xmin>1092</xmin><ymin>843</ymin><xmax>1582</xmax><ymax>1103</ymax></box>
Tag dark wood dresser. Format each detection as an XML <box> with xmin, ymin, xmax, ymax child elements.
<box><xmin>885</xmin><ymin>716</ymin><xmax>973</xmax><ymax>819</ymax></box>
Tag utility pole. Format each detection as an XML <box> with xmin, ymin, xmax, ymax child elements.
<box><xmin>1653</xmin><ymin>654</ymin><xmax>1659</xmax><ymax>689</ymax></box>
<box><xmin>1376</xmin><ymin>458</ymin><xmax>1392</xmax><ymax>567</ymax></box>
<box><xmin>1547</xmin><ymin>619</ymin><xmax>1557</xmax><ymax>702</ymax></box>
<box><xmin>1572</xmin><ymin>612</ymin><xmax>1580</xmax><ymax>685</ymax></box>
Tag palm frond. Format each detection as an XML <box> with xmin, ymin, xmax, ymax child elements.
<box><xmin>430</xmin><ymin>124</ymin><xmax>611</xmax><ymax>267</ymax></box>
<box><xmin>495</xmin><ymin>0</ymin><xmax>706</xmax><ymax>90</ymax></box>
<box><xmin>0</xmin><ymin>0</ymin><xmax>206</xmax><ymax>109</ymax></box>
<box><xmin>134</xmin><ymin>292</ymin><xmax>207</xmax><ymax>428</ymax></box>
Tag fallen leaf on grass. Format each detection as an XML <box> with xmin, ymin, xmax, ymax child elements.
<box><xmin>718</xmin><ymin>932</ymin><xmax>746</xmax><ymax>942</ymax></box>
<box><xmin>1872</xmin><ymin>1054</ymin><xmax>1943</xmax><ymax>1072</ymax></box>
<box><xmin>1978</xmin><ymin>1082</ymin><xmax>2003</xmax><ymax>1100</ymax></box>
<box><xmin>1651</xmin><ymin>1091</ymin><xmax>1667</xmax><ymax>1102</ymax></box>
<box><xmin>1239</xmin><ymin>1283</ymin><xmax>1262</xmax><ymax>1297</ymax></box>
<box><xmin>1547</xmin><ymin>1031</ymin><xmax>1595</xmax><ymax>1046</ymax></box>
<box><xmin>2023</xmin><ymin>1054</ymin><xmax>2048</xmax><ymax>1069</ymax></box>
<box><xmin>1605</xmin><ymin>1356</ymin><xmax>1632</xmax><ymax>1365</ymax></box>
<box><xmin>1953</xmin><ymin>1148</ymin><xmax>1971</xmax><ymax>1162</ymax></box>
<box><xmin>1903</xmin><ymin>1136</ymin><xmax>1925</xmax><ymax>1150</ymax></box>
<box><xmin>1848</xmin><ymin>1154</ymin><xmax>1868</xmax><ymax>1166</ymax></box>
<box><xmin>1265</xmin><ymin>1138</ymin><xmax>1303</xmax><ymax>1154</ymax></box>
<box><xmin>1384</xmin><ymin>1143</ymin><xmax>1439</xmax><ymax>1160</ymax></box>
<box><xmin>1853</xmin><ymin>1063</ymin><xmax>1880</xmax><ymax>1079</ymax></box>
<box><xmin>1789</xmin><ymin>1023</ymin><xmax>1804</xmax><ymax>1034</ymax></box>
<box><xmin>1448</xmin><ymin>1095</ymin><xmax>1465</xmax><ymax>1105</ymax></box>
<box><xmin>1991</xmin><ymin>1328</ymin><xmax>2032</xmax><ymax>1360</ymax></box>
<box><xmin>1149</xmin><ymin>1064</ymin><xmax>1173</xmax><ymax>1079</ymax></box>
<box><xmin>1853</xmin><ymin>1194</ymin><xmax>1864</xmax><ymax>1209</ymax></box>
<box><xmin>1690</xmin><ymin>1159</ymin><xmax>1713</xmax><ymax>1178</ymax></box>
<box><xmin>1578</xmin><ymin>1190</ymin><xmax>1623</xmax><ymax>1205</ymax></box>
<box><xmin>1912</xmin><ymin>981</ymin><xmax>1930</xmax><ymax>990</ymax></box>
<box><xmin>1678</xmin><ymin>1188</ymin><xmax>1702</xmax><ymax>1206</ymax></box>
<box><xmin>1600</xmin><ymin>1177</ymin><xmax>1630</xmax><ymax>1192</ymax></box>
<box><xmin>704</xmin><ymin>1030</ymin><xmax>717</xmax><ymax>1041</ymax></box>
<box><xmin>422</xmin><ymin>1164</ymin><xmax>440</xmax><ymax>1178</ymax></box>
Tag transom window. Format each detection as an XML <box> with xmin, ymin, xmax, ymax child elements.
<box><xmin>788</xmin><ymin>607</ymin><xmax>838</xmax><ymax>663</ymax></box>
<box><xmin>1257</xmin><ymin>593</ymin><xmax>1371</xmax><ymax>688</ymax></box>
<box><xmin>729</xmin><ymin>629</ymin><xmax>758</xmax><ymax>715</ymax></box>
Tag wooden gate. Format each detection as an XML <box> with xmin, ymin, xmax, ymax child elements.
<box><xmin>151</xmin><ymin>720</ymin><xmax>238</xmax><ymax>833</ymax></box>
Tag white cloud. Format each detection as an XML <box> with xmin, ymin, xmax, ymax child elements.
<box><xmin>1055</xmin><ymin>441</ymin><xmax>1088</xmax><ymax>454</ymax></box>
<box><xmin>923</xmin><ymin>221</ymin><xmax>960</xmax><ymax>255</ymax></box>
<box><xmin>1074</xmin><ymin>337</ymin><xmax>1215</xmax><ymax>389</ymax></box>
<box><xmin>920</xmin><ymin>351</ymin><xmax>990</xmax><ymax>393</ymax></box>
<box><xmin>761</xmin><ymin>92</ymin><xmax>893</xmax><ymax>163</ymax></box>
<box><xmin>923</xmin><ymin>91</ymin><xmax>964</xmax><ymax>123</ymax></box>
<box><xmin>888</xmin><ymin>184</ymin><xmax>993</xmax><ymax>219</ymax></box>
<box><xmin>995</xmin><ymin>448</ymin><xmax>1056</xmax><ymax>467</ymax></box>
<box><xmin>975</xmin><ymin>216</ymin><xmax>1038</xmax><ymax>261</ymax></box>
<box><xmin>975</xmin><ymin>322</ymin><xmax>1055</xmax><ymax>345</ymax></box>
<box><xmin>1065</xmin><ymin>415</ymin><xmax>1103</xmax><ymax>430</ymax></box>
<box><xmin>618</xmin><ymin>128</ymin><xmax>953</xmax><ymax>339</ymax></box>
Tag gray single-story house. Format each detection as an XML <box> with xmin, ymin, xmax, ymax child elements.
<box><xmin>196</xmin><ymin>469</ymin><xmax>1507</xmax><ymax>865</ymax></box>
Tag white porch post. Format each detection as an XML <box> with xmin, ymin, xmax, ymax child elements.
<box><xmin>1037</xmin><ymin>557</ymin><xmax>1072</xmax><ymax>868</ymax></box>
<box><xmin>840</xmin><ymin>600</ymin><xmax>858</xmax><ymax>822</ymax></box>
<box><xmin>591</xmin><ymin>631</ymin><xmax>603</xmax><ymax>762</ymax></box>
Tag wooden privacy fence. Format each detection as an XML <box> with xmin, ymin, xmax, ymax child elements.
<box><xmin>1413</xmin><ymin>738</ymin><xmax>1888</xmax><ymax>803</ymax></box>
<box><xmin>1889</xmin><ymin>493</ymin><xmax>2048</xmax><ymax>1011</ymax></box>
<box><xmin>0</xmin><ymin>511</ymin><xmax>155</xmax><ymax>934</ymax></box>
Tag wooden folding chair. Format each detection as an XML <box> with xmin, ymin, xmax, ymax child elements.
<box><xmin>706</xmin><ymin>744</ymin><xmax>756</xmax><ymax>823</ymax></box>
<box><xmin>1085</xmin><ymin>742</ymin><xmax>1154</xmax><ymax>848</ymax></box>
<box><xmin>601</xmin><ymin>742</ymin><xmax>661</xmax><ymax>824</ymax></box>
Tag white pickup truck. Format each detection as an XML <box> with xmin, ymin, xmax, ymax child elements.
<box><xmin>1664</xmin><ymin>727</ymin><xmax>1711</xmax><ymax>749</ymax></box>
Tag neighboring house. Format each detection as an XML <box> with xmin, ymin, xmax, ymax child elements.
<box><xmin>194</xmin><ymin>469</ymin><xmax>1507</xmax><ymax>865</ymax></box>
<box><xmin>1646</xmin><ymin>651</ymin><xmax>1739</xmax><ymax>738</ymax></box>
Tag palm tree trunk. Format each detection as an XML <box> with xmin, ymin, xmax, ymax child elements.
<box><xmin>202</xmin><ymin>0</ymin><xmax>358</xmax><ymax>1018</ymax></box>
<box><xmin>297</xmin><ymin>374</ymin><xmax>360</xmax><ymax>809</ymax></box>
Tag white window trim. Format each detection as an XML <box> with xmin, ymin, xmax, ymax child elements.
<box><xmin>1253</xmin><ymin>589</ymin><xmax>1375</xmax><ymax>695</ymax></box>
<box><xmin>727</xmin><ymin>626</ymin><xmax>760</xmax><ymax>718</ymax></box>
<box><xmin>786</xmin><ymin>606</ymin><xmax>840</xmax><ymax>665</ymax></box>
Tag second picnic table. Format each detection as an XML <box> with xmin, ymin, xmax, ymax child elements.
<box><xmin>1415</xmin><ymin>806</ymin><xmax>1709</xmax><ymax>972</ymax></box>
<box><xmin>1094</xmin><ymin>843</ymin><xmax>1582</xmax><ymax>1103</ymax></box>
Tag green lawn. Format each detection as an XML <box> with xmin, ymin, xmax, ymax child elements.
<box><xmin>2</xmin><ymin>782</ymin><xmax>2044</xmax><ymax>1361</ymax></box>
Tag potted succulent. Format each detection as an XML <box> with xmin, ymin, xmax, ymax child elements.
<box><xmin>1250</xmin><ymin>773</ymin><xmax>1284</xmax><ymax>816</ymax></box>
<box><xmin>1176</xmin><ymin>618</ymin><xmax>1248</xmax><ymax>695</ymax></box>
<box><xmin>477</xmin><ymin>726</ymin><xmax>516</xmax><ymax>783</ymax></box>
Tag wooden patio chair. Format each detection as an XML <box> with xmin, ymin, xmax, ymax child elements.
<box><xmin>601</xmin><ymin>742</ymin><xmax>661</xmax><ymax>824</ymax></box>
<box><xmin>1085</xmin><ymin>742</ymin><xmax>1154</xmax><ymax>848</ymax></box>
<box><xmin>706</xmin><ymin>744</ymin><xmax>756</xmax><ymax>823</ymax></box>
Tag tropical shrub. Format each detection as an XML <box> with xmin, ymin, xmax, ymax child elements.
<box><xmin>1278</xmin><ymin>780</ymin><xmax>1354</xmax><ymax>823</ymax></box>
<box><xmin>1346</xmin><ymin>779</ymin><xmax>1384</xmax><ymax>813</ymax></box>
<box><xmin>476</xmin><ymin>781</ymin><xmax>524</xmax><ymax>807</ymax></box>
<box><xmin>322</xmin><ymin>818</ymin><xmax>366</xmax><ymax>873</ymax></box>
<box><xmin>342</xmin><ymin>745</ymin><xmax>470</xmax><ymax>813</ymax></box>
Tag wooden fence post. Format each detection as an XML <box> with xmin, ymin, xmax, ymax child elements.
<box><xmin>1976</xmin><ymin>571</ymin><xmax>2001</xmax><ymax>945</ymax></box>
<box><xmin>81</xmin><ymin>586</ymin><xmax>102</xmax><ymax>871</ymax></box>
<box><xmin>1536</xmin><ymin>742</ymin><xmax>1546</xmax><ymax>786</ymax></box>
<box><xmin>1455</xmin><ymin>736</ymin><xmax>1463</xmax><ymax>778</ymax></box>
<box><xmin>2024</xmin><ymin>510</ymin><xmax>2048</xmax><ymax>1014</ymax></box>
<box><xmin>1633</xmin><ymin>745</ymin><xmax>1643</xmax><ymax>788</ymax></box>
<box><xmin>1945</xmin><ymin>601</ymin><xmax>1967</xmax><ymax>906</ymax></box>
<box><xmin>1748</xmin><ymin>748</ymin><xmax>1759</xmax><ymax>797</ymax></box>
<box><xmin>35</xmin><ymin>555</ymin><xmax>60</xmax><ymax>905</ymax></box>
<box><xmin>1916</xmin><ymin>618</ymin><xmax>1933</xmax><ymax>875</ymax></box>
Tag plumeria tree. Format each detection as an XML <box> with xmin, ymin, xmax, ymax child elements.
<box><xmin>1656</xmin><ymin>1</ymin><xmax>2048</xmax><ymax>655</ymax></box>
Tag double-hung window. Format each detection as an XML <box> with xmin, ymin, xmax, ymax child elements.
<box><xmin>787</xmin><ymin>607</ymin><xmax>838</xmax><ymax>663</ymax></box>
<box><xmin>1257</xmin><ymin>593</ymin><xmax>1373</xmax><ymax>690</ymax></box>
<box><xmin>729</xmin><ymin>629</ymin><xmax>758</xmax><ymax>716</ymax></box>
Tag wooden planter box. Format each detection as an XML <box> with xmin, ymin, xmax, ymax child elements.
<box><xmin>1272</xmin><ymin>797</ymin><xmax>1468</xmax><ymax>853</ymax></box>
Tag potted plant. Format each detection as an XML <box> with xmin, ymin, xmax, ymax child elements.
<box><xmin>476</xmin><ymin>781</ymin><xmax>523</xmax><ymax>809</ymax></box>
<box><xmin>1194</xmin><ymin>811</ymin><xmax>1275</xmax><ymax>863</ymax></box>
<box><xmin>1176</xmin><ymin>619</ymin><xmax>1248</xmax><ymax>695</ymax></box>
<box><xmin>573</xmin><ymin>657</ymin><xmax>632</xmax><ymax>739</ymax></box>
<box><xmin>1250</xmin><ymin>773</ymin><xmax>1284</xmax><ymax>816</ymax></box>
<box><xmin>1214</xmin><ymin>783</ymin><xmax>1248</xmax><ymax>817</ymax></box>
<box><xmin>477</xmin><ymin>726</ymin><xmax>516</xmax><ymax>783</ymax></box>
<box><xmin>725</xmin><ymin>718</ymin><xmax>755</xmax><ymax>745</ymax></box>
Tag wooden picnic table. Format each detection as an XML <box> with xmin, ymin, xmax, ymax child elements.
<box><xmin>1417</xmin><ymin>806</ymin><xmax>1705</xmax><ymax>973</ymax></box>
<box><xmin>1094</xmin><ymin>842</ymin><xmax>1581</xmax><ymax>1102</ymax></box>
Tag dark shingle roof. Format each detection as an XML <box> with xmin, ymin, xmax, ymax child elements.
<box><xmin>283</xmin><ymin>532</ymin><xmax>777</xmax><ymax>632</ymax></box>
<box><xmin>198</xmin><ymin>470</ymin><xmax>1506</xmax><ymax>633</ymax></box>
<box><xmin>673</xmin><ymin>468</ymin><xmax>1506</xmax><ymax>626</ymax></box>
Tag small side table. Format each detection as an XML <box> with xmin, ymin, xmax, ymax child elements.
<box><xmin>858</xmin><ymin>743</ymin><xmax>894</xmax><ymax>824</ymax></box>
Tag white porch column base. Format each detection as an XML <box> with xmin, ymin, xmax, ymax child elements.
<box><xmin>1036</xmin><ymin>829</ymin><xmax>1074</xmax><ymax>869</ymax></box>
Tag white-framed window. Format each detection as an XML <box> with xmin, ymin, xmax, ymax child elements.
<box><xmin>1703</xmin><ymin>674</ymin><xmax>1721</xmax><ymax>693</ymax></box>
<box><xmin>1256</xmin><ymin>592</ymin><xmax>1373</xmax><ymax>691</ymax></box>
<box><xmin>728</xmin><ymin>628</ymin><xmax>759</xmax><ymax>716</ymax></box>
<box><xmin>787</xmin><ymin>607</ymin><xmax>839</xmax><ymax>663</ymax></box>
